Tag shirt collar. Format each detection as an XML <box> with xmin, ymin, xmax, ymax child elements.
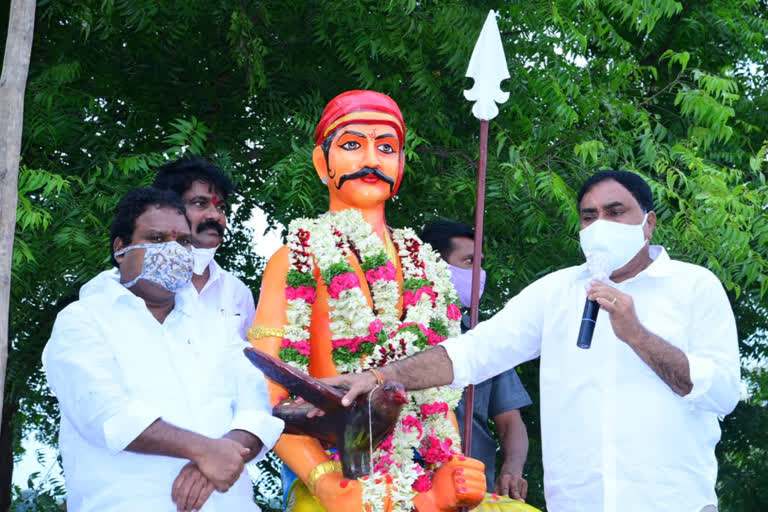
<box><xmin>80</xmin><ymin>269</ymin><xmax>132</xmax><ymax>303</ymax></box>
<box><xmin>80</xmin><ymin>268</ymin><xmax>196</xmax><ymax>317</ymax></box>
<box><xmin>575</xmin><ymin>245</ymin><xmax>672</xmax><ymax>282</ymax></box>
<box><xmin>643</xmin><ymin>245</ymin><xmax>673</xmax><ymax>277</ymax></box>
<box><xmin>199</xmin><ymin>259</ymin><xmax>223</xmax><ymax>294</ymax></box>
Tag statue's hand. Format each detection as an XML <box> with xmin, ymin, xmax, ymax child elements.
<box><xmin>315</xmin><ymin>471</ymin><xmax>393</xmax><ymax>512</ymax></box>
<box><xmin>414</xmin><ymin>455</ymin><xmax>486</xmax><ymax>512</ymax></box>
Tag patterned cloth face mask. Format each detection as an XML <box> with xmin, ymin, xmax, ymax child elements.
<box><xmin>114</xmin><ymin>241</ymin><xmax>194</xmax><ymax>292</ymax></box>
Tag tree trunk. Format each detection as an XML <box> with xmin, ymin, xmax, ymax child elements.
<box><xmin>0</xmin><ymin>0</ymin><xmax>36</xmax><ymax>440</ymax></box>
<box><xmin>0</xmin><ymin>400</ymin><xmax>18</xmax><ymax>512</ymax></box>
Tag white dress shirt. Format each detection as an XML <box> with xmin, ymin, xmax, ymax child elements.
<box><xmin>442</xmin><ymin>246</ymin><xmax>740</xmax><ymax>512</ymax></box>
<box><xmin>43</xmin><ymin>270</ymin><xmax>283</xmax><ymax>512</ymax></box>
<box><xmin>198</xmin><ymin>260</ymin><xmax>256</xmax><ymax>340</ymax></box>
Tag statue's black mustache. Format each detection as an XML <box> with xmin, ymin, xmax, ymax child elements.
<box><xmin>336</xmin><ymin>167</ymin><xmax>395</xmax><ymax>193</ymax></box>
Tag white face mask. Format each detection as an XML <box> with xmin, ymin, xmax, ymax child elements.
<box><xmin>579</xmin><ymin>213</ymin><xmax>648</xmax><ymax>274</ymax></box>
<box><xmin>191</xmin><ymin>245</ymin><xmax>218</xmax><ymax>275</ymax></box>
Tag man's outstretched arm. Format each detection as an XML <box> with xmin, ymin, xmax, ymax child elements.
<box><xmin>324</xmin><ymin>345</ymin><xmax>455</xmax><ymax>406</ymax></box>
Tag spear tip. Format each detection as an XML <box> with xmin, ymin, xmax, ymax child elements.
<box><xmin>463</xmin><ymin>10</ymin><xmax>511</xmax><ymax>121</ymax></box>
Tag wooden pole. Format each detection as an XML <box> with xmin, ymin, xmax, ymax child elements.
<box><xmin>0</xmin><ymin>0</ymin><xmax>37</xmax><ymax>438</ymax></box>
<box><xmin>462</xmin><ymin>119</ymin><xmax>489</xmax><ymax>461</ymax></box>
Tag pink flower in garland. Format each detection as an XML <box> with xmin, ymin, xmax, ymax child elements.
<box><xmin>401</xmin><ymin>414</ymin><xmax>424</xmax><ymax>437</ymax></box>
<box><xmin>285</xmin><ymin>285</ymin><xmax>317</xmax><ymax>303</ymax></box>
<box><xmin>426</xmin><ymin>330</ymin><xmax>444</xmax><ymax>346</ymax></box>
<box><xmin>327</xmin><ymin>272</ymin><xmax>360</xmax><ymax>299</ymax></box>
<box><xmin>420</xmin><ymin>402</ymin><xmax>449</xmax><ymax>418</ymax></box>
<box><xmin>421</xmin><ymin>434</ymin><xmax>454</xmax><ymax>464</ymax></box>
<box><xmin>398</xmin><ymin>322</ymin><xmax>443</xmax><ymax>346</ymax></box>
<box><xmin>369</xmin><ymin>319</ymin><xmax>384</xmax><ymax>336</ymax></box>
<box><xmin>280</xmin><ymin>338</ymin><xmax>311</xmax><ymax>356</ymax></box>
<box><xmin>403</xmin><ymin>286</ymin><xmax>438</xmax><ymax>308</ymax></box>
<box><xmin>402</xmin><ymin>290</ymin><xmax>416</xmax><ymax>308</ymax></box>
<box><xmin>378</xmin><ymin>434</ymin><xmax>394</xmax><ymax>453</ymax></box>
<box><xmin>332</xmin><ymin>333</ymin><xmax>377</xmax><ymax>353</ymax></box>
<box><xmin>365</xmin><ymin>261</ymin><xmax>396</xmax><ymax>283</ymax></box>
<box><xmin>291</xmin><ymin>340</ymin><xmax>311</xmax><ymax>356</ymax></box>
<box><xmin>333</xmin><ymin>337</ymin><xmax>358</xmax><ymax>352</ymax></box>
<box><xmin>399</xmin><ymin>322</ymin><xmax>426</xmax><ymax>334</ymax></box>
<box><xmin>412</xmin><ymin>473</ymin><xmax>433</xmax><ymax>492</ymax></box>
<box><xmin>373</xmin><ymin>452</ymin><xmax>395</xmax><ymax>473</ymax></box>
<box><xmin>332</xmin><ymin>337</ymin><xmax>352</xmax><ymax>350</ymax></box>
<box><xmin>420</xmin><ymin>286</ymin><xmax>437</xmax><ymax>302</ymax></box>
<box><xmin>446</xmin><ymin>303</ymin><xmax>461</xmax><ymax>321</ymax></box>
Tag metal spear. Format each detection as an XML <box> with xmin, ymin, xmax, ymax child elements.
<box><xmin>461</xmin><ymin>8</ymin><xmax>510</xmax><ymax>478</ymax></box>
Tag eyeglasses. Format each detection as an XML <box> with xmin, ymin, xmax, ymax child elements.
<box><xmin>184</xmin><ymin>197</ymin><xmax>227</xmax><ymax>214</ymax></box>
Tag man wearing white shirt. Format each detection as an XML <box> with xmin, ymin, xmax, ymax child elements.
<box><xmin>43</xmin><ymin>187</ymin><xmax>283</xmax><ymax>512</ymax></box>
<box><xmin>153</xmin><ymin>158</ymin><xmax>256</xmax><ymax>339</ymax></box>
<box><xmin>322</xmin><ymin>170</ymin><xmax>740</xmax><ymax>512</ymax></box>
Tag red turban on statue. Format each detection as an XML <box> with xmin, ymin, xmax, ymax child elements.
<box><xmin>314</xmin><ymin>90</ymin><xmax>407</xmax><ymax>195</ymax></box>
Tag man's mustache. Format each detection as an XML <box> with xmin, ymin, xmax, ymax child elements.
<box><xmin>336</xmin><ymin>167</ymin><xmax>395</xmax><ymax>193</ymax></box>
<box><xmin>197</xmin><ymin>220</ymin><xmax>224</xmax><ymax>236</ymax></box>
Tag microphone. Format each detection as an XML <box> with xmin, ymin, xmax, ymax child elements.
<box><xmin>576</xmin><ymin>253</ymin><xmax>611</xmax><ymax>349</ymax></box>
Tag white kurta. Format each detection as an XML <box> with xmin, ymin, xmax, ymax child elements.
<box><xmin>43</xmin><ymin>271</ymin><xmax>283</xmax><ymax>512</ymax></box>
<box><xmin>442</xmin><ymin>246</ymin><xmax>740</xmax><ymax>512</ymax></box>
<box><xmin>198</xmin><ymin>260</ymin><xmax>256</xmax><ymax>340</ymax></box>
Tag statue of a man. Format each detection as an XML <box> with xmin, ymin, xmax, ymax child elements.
<box><xmin>249</xmin><ymin>90</ymin><xmax>486</xmax><ymax>512</ymax></box>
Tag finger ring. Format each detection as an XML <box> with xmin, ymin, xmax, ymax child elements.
<box><xmin>611</xmin><ymin>297</ymin><xmax>617</xmax><ymax>304</ymax></box>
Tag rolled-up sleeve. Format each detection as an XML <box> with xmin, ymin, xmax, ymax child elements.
<box><xmin>228</xmin><ymin>340</ymin><xmax>284</xmax><ymax>462</ymax></box>
<box><xmin>489</xmin><ymin>369</ymin><xmax>532</xmax><ymax>416</ymax></box>
<box><xmin>682</xmin><ymin>272</ymin><xmax>741</xmax><ymax>415</ymax></box>
<box><xmin>442</xmin><ymin>275</ymin><xmax>551</xmax><ymax>388</ymax></box>
<box><xmin>43</xmin><ymin>303</ymin><xmax>160</xmax><ymax>453</ymax></box>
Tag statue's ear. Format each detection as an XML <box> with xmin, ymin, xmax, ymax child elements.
<box><xmin>313</xmin><ymin>146</ymin><xmax>328</xmax><ymax>184</ymax></box>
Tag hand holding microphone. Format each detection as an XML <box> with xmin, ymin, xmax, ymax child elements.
<box><xmin>576</xmin><ymin>253</ymin><xmax>611</xmax><ymax>349</ymax></box>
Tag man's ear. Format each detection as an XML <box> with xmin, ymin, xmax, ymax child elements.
<box><xmin>645</xmin><ymin>211</ymin><xmax>657</xmax><ymax>241</ymax></box>
<box><xmin>312</xmin><ymin>146</ymin><xmax>329</xmax><ymax>184</ymax></box>
<box><xmin>113</xmin><ymin>237</ymin><xmax>127</xmax><ymax>263</ymax></box>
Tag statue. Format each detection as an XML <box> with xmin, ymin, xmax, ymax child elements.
<box><xmin>249</xmin><ymin>90</ymin><xmax>487</xmax><ymax>512</ymax></box>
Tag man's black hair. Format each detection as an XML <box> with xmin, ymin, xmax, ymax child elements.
<box><xmin>152</xmin><ymin>157</ymin><xmax>234</xmax><ymax>201</ymax></box>
<box><xmin>576</xmin><ymin>170</ymin><xmax>654</xmax><ymax>212</ymax></box>
<box><xmin>420</xmin><ymin>220</ymin><xmax>475</xmax><ymax>261</ymax></box>
<box><xmin>109</xmin><ymin>187</ymin><xmax>187</xmax><ymax>267</ymax></box>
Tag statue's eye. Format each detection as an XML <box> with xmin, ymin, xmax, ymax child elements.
<box><xmin>340</xmin><ymin>140</ymin><xmax>361</xmax><ymax>150</ymax></box>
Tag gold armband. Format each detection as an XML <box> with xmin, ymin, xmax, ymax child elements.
<box><xmin>247</xmin><ymin>325</ymin><xmax>286</xmax><ymax>342</ymax></box>
<box><xmin>307</xmin><ymin>460</ymin><xmax>342</xmax><ymax>495</ymax></box>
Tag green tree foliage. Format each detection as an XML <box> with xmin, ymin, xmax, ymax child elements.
<box><xmin>3</xmin><ymin>0</ymin><xmax>768</xmax><ymax>510</ymax></box>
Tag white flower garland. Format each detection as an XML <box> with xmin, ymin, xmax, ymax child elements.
<box><xmin>281</xmin><ymin>210</ymin><xmax>464</xmax><ymax>512</ymax></box>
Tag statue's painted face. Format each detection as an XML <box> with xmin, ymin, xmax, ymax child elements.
<box><xmin>316</xmin><ymin>123</ymin><xmax>403</xmax><ymax>208</ymax></box>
